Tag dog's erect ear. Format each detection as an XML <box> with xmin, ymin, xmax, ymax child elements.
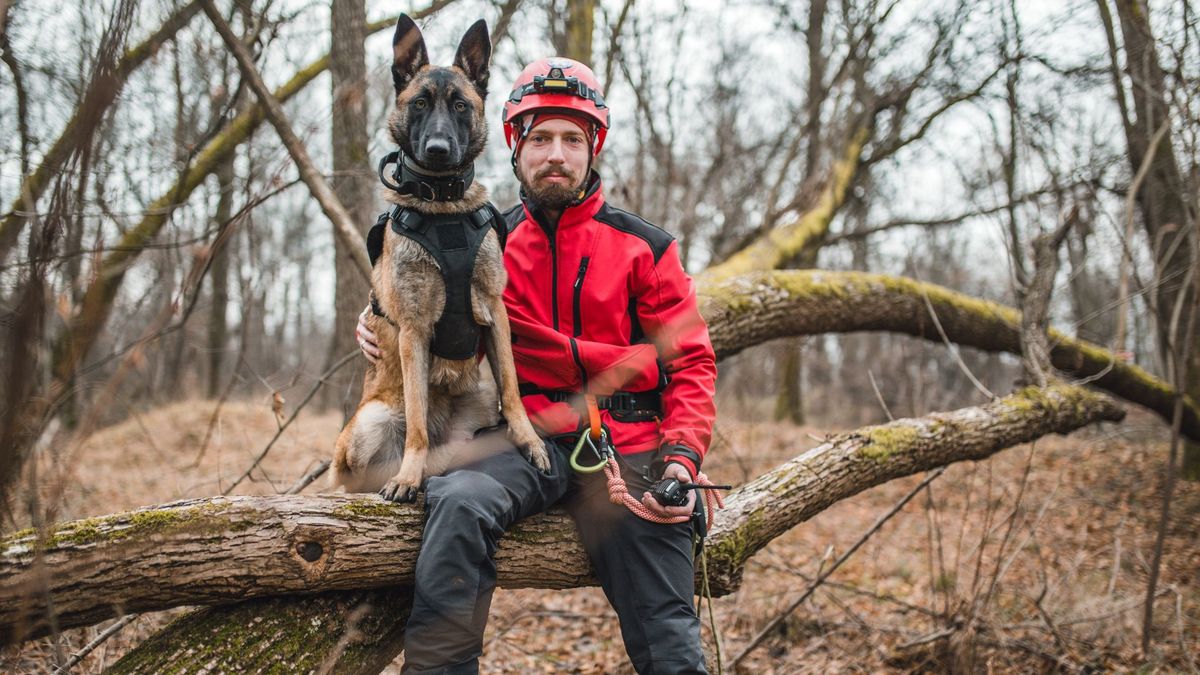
<box><xmin>392</xmin><ymin>14</ymin><xmax>429</xmax><ymax>94</ymax></box>
<box><xmin>453</xmin><ymin>19</ymin><xmax>491</xmax><ymax>97</ymax></box>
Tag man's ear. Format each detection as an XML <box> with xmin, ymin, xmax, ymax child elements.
<box><xmin>453</xmin><ymin>19</ymin><xmax>491</xmax><ymax>98</ymax></box>
<box><xmin>392</xmin><ymin>14</ymin><xmax>429</xmax><ymax>94</ymax></box>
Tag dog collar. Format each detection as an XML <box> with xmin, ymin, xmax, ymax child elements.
<box><xmin>378</xmin><ymin>151</ymin><xmax>475</xmax><ymax>202</ymax></box>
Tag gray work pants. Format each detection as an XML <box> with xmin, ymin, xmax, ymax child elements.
<box><xmin>400</xmin><ymin>434</ymin><xmax>706</xmax><ymax>674</ymax></box>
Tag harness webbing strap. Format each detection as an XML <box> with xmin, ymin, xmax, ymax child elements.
<box><xmin>365</xmin><ymin>203</ymin><xmax>508</xmax><ymax>360</ymax></box>
<box><xmin>517</xmin><ymin>384</ymin><xmax>663</xmax><ymax>414</ymax></box>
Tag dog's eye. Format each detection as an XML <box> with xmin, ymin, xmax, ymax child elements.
<box><xmin>454</xmin><ymin>101</ymin><xmax>467</xmax><ymax>112</ymax></box>
<box><xmin>413</xmin><ymin>99</ymin><xmax>427</xmax><ymax>109</ymax></box>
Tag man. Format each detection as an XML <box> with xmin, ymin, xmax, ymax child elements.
<box><xmin>358</xmin><ymin>57</ymin><xmax>717</xmax><ymax>674</ymax></box>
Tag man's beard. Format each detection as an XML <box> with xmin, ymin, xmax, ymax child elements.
<box><xmin>518</xmin><ymin>165</ymin><xmax>584</xmax><ymax>211</ymax></box>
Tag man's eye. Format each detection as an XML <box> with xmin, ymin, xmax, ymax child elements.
<box><xmin>454</xmin><ymin>101</ymin><xmax>467</xmax><ymax>112</ymax></box>
<box><xmin>413</xmin><ymin>99</ymin><xmax>427</xmax><ymax>109</ymax></box>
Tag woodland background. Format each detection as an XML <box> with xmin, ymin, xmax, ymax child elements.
<box><xmin>0</xmin><ymin>0</ymin><xmax>1197</xmax><ymax>672</ymax></box>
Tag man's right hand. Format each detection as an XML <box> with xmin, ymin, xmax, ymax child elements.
<box><xmin>357</xmin><ymin>305</ymin><xmax>381</xmax><ymax>363</ymax></box>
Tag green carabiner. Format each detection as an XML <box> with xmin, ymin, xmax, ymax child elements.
<box><xmin>570</xmin><ymin>429</ymin><xmax>611</xmax><ymax>473</ymax></box>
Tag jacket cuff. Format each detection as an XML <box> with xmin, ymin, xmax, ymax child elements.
<box><xmin>652</xmin><ymin>443</ymin><xmax>701</xmax><ymax>480</ymax></box>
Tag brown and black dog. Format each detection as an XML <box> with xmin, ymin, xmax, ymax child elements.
<box><xmin>332</xmin><ymin>15</ymin><xmax>547</xmax><ymax>502</ymax></box>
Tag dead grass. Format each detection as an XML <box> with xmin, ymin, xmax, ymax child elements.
<box><xmin>2</xmin><ymin>402</ymin><xmax>1196</xmax><ymax>674</ymax></box>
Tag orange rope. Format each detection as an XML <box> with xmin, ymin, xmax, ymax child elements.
<box><xmin>602</xmin><ymin>458</ymin><xmax>724</xmax><ymax>525</ymax></box>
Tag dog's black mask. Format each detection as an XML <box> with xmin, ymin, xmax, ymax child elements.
<box><xmin>389</xmin><ymin>15</ymin><xmax>490</xmax><ymax>173</ymax></box>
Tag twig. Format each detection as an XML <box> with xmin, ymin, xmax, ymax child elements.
<box><xmin>1176</xmin><ymin>588</ymin><xmax>1198</xmax><ymax>674</ymax></box>
<box><xmin>867</xmin><ymin>370</ymin><xmax>895</xmax><ymax>421</ymax></box>
<box><xmin>1142</xmin><ymin>248</ymin><xmax>1198</xmax><ymax>656</ymax></box>
<box><xmin>731</xmin><ymin>466</ymin><xmax>946</xmax><ymax>667</ymax></box>
<box><xmin>895</xmin><ymin>626</ymin><xmax>956</xmax><ymax>650</ymax></box>
<box><xmin>193</xmin><ymin>369</ymin><xmax>242</xmax><ymax>467</ymax></box>
<box><xmin>1000</xmin><ymin>588</ymin><xmax>1170</xmax><ymax>630</ymax></box>
<box><xmin>751</xmin><ymin>560</ymin><xmax>943</xmax><ymax>619</ymax></box>
<box><xmin>285</xmin><ymin>460</ymin><xmax>331</xmax><ymax>495</ymax></box>
<box><xmin>918</xmin><ymin>284</ymin><xmax>996</xmax><ymax>400</ymax></box>
<box><xmin>52</xmin><ymin>614</ymin><xmax>137</xmax><ymax>674</ymax></box>
<box><xmin>224</xmin><ymin>351</ymin><xmax>357</xmax><ymax>494</ymax></box>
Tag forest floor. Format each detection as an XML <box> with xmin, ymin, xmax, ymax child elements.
<box><xmin>2</xmin><ymin>396</ymin><xmax>1197</xmax><ymax>673</ymax></box>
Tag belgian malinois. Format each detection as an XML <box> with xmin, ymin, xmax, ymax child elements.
<box><xmin>332</xmin><ymin>15</ymin><xmax>548</xmax><ymax>502</ymax></box>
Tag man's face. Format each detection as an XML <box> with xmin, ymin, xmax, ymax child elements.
<box><xmin>515</xmin><ymin>117</ymin><xmax>592</xmax><ymax>211</ymax></box>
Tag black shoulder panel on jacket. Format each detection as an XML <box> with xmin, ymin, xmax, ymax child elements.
<box><xmin>501</xmin><ymin>204</ymin><xmax>525</xmax><ymax>233</ymax></box>
<box><xmin>594</xmin><ymin>203</ymin><xmax>675</xmax><ymax>264</ymax></box>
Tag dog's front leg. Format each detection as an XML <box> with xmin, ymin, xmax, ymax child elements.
<box><xmin>484</xmin><ymin>297</ymin><xmax>549</xmax><ymax>471</ymax></box>
<box><xmin>380</xmin><ymin>325</ymin><xmax>432</xmax><ymax>502</ymax></box>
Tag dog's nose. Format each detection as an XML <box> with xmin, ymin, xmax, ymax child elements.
<box><xmin>425</xmin><ymin>137</ymin><xmax>451</xmax><ymax>157</ymax></box>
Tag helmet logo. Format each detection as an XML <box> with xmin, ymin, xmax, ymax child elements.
<box><xmin>546</xmin><ymin>58</ymin><xmax>574</xmax><ymax>71</ymax></box>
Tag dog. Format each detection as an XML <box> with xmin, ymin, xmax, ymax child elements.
<box><xmin>332</xmin><ymin>15</ymin><xmax>548</xmax><ymax>502</ymax></box>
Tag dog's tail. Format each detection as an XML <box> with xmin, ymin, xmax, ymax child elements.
<box><xmin>331</xmin><ymin>401</ymin><xmax>406</xmax><ymax>492</ymax></box>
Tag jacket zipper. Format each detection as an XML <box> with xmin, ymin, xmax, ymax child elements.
<box><xmin>572</xmin><ymin>257</ymin><xmax>590</xmax><ymax>337</ymax></box>
<box><xmin>549</xmin><ymin>236</ymin><xmax>559</xmax><ymax>330</ymax></box>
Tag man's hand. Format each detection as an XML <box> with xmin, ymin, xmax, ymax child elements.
<box><xmin>357</xmin><ymin>305</ymin><xmax>381</xmax><ymax>363</ymax></box>
<box><xmin>641</xmin><ymin>461</ymin><xmax>695</xmax><ymax>519</ymax></box>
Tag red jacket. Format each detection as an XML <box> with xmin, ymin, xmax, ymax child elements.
<box><xmin>502</xmin><ymin>177</ymin><xmax>717</xmax><ymax>476</ymax></box>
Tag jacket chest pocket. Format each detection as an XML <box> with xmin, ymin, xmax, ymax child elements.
<box><xmin>571</xmin><ymin>256</ymin><xmax>590</xmax><ymax>337</ymax></box>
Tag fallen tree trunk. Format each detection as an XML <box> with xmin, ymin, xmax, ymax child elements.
<box><xmin>1</xmin><ymin>383</ymin><xmax>1122</xmax><ymax>660</ymax></box>
<box><xmin>699</xmin><ymin>270</ymin><xmax>1200</xmax><ymax>440</ymax></box>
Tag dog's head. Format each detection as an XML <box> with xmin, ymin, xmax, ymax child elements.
<box><xmin>388</xmin><ymin>15</ymin><xmax>490</xmax><ymax>173</ymax></box>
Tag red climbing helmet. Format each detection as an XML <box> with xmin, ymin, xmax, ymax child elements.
<box><xmin>503</xmin><ymin>57</ymin><xmax>609</xmax><ymax>155</ymax></box>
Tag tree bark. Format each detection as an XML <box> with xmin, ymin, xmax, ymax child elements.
<box><xmin>324</xmin><ymin>0</ymin><xmax>373</xmax><ymax>417</ymax></box>
<box><xmin>698</xmin><ymin>270</ymin><xmax>1200</xmax><ymax>439</ymax></box>
<box><xmin>549</xmin><ymin>0</ymin><xmax>596</xmax><ymax>66</ymax></box>
<box><xmin>206</xmin><ymin>156</ymin><xmax>235</xmax><ymax>398</ymax></box>
<box><xmin>1107</xmin><ymin>0</ymin><xmax>1200</xmax><ymax>476</ymax></box>
<box><xmin>0</xmin><ymin>383</ymin><xmax>1123</xmax><ymax>654</ymax></box>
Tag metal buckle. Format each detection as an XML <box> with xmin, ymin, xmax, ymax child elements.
<box><xmin>609</xmin><ymin>392</ymin><xmax>634</xmax><ymax>411</ymax></box>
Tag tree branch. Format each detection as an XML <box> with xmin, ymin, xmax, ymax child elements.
<box><xmin>698</xmin><ymin>270</ymin><xmax>1200</xmax><ymax>439</ymax></box>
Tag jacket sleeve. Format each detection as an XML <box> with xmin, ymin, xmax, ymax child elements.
<box><xmin>634</xmin><ymin>240</ymin><xmax>717</xmax><ymax>477</ymax></box>
<box><xmin>506</xmin><ymin>299</ymin><xmax>663</xmax><ymax>394</ymax></box>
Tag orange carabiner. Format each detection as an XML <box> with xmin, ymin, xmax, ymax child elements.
<box><xmin>584</xmin><ymin>394</ymin><xmax>602</xmax><ymax>440</ymax></box>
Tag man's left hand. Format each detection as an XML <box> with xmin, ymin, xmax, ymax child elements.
<box><xmin>641</xmin><ymin>462</ymin><xmax>695</xmax><ymax>519</ymax></box>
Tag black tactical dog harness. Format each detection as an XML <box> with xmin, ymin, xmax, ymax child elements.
<box><xmin>368</xmin><ymin>152</ymin><xmax>508</xmax><ymax>361</ymax></box>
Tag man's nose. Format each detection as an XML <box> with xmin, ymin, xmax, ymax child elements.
<box><xmin>546</xmin><ymin>138</ymin><xmax>566</xmax><ymax>163</ymax></box>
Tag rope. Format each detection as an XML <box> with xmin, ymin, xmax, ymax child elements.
<box><xmin>602</xmin><ymin>457</ymin><xmax>724</xmax><ymax>525</ymax></box>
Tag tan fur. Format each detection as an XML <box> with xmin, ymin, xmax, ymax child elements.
<box><xmin>332</xmin><ymin>50</ymin><xmax>547</xmax><ymax>502</ymax></box>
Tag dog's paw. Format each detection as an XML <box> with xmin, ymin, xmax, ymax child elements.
<box><xmin>513</xmin><ymin>430</ymin><xmax>550</xmax><ymax>472</ymax></box>
<box><xmin>379</xmin><ymin>476</ymin><xmax>422</xmax><ymax>503</ymax></box>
